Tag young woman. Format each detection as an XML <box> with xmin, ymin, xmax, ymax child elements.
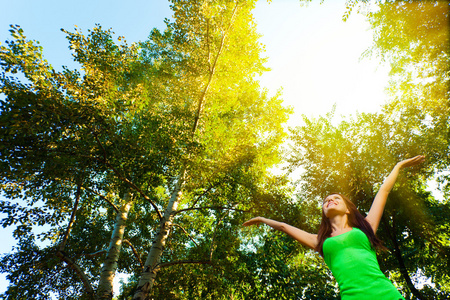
<box><xmin>243</xmin><ymin>155</ymin><xmax>425</xmax><ymax>300</ymax></box>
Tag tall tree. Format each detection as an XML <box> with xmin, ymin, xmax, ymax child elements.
<box><xmin>363</xmin><ymin>0</ymin><xmax>449</xmax><ymax>115</ymax></box>
<box><xmin>0</xmin><ymin>23</ymin><xmax>178</xmax><ymax>300</ymax></box>
<box><xmin>0</xmin><ymin>0</ymin><xmax>291</xmax><ymax>299</ymax></box>
<box><xmin>362</xmin><ymin>0</ymin><xmax>450</xmax><ymax>192</ymax></box>
<box><xmin>131</xmin><ymin>1</ymin><xmax>292</xmax><ymax>298</ymax></box>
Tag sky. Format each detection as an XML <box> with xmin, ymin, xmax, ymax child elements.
<box><xmin>0</xmin><ymin>0</ymin><xmax>391</xmax><ymax>296</ymax></box>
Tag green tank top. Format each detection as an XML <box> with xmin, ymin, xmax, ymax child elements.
<box><xmin>323</xmin><ymin>228</ymin><xmax>405</xmax><ymax>300</ymax></box>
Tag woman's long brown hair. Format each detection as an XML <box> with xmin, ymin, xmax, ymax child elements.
<box><xmin>315</xmin><ymin>193</ymin><xmax>385</xmax><ymax>256</ymax></box>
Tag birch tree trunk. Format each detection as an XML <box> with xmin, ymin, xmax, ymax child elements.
<box><xmin>132</xmin><ymin>172</ymin><xmax>185</xmax><ymax>300</ymax></box>
<box><xmin>97</xmin><ymin>192</ymin><xmax>133</xmax><ymax>300</ymax></box>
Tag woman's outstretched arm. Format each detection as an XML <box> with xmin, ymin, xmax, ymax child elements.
<box><xmin>243</xmin><ymin>217</ymin><xmax>318</xmax><ymax>249</ymax></box>
<box><xmin>366</xmin><ymin>155</ymin><xmax>425</xmax><ymax>233</ymax></box>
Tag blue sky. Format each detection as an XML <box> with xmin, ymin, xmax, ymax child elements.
<box><xmin>0</xmin><ymin>0</ymin><xmax>390</xmax><ymax>295</ymax></box>
<box><xmin>0</xmin><ymin>0</ymin><xmax>172</xmax><ymax>70</ymax></box>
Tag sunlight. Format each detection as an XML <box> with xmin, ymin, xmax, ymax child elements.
<box><xmin>253</xmin><ymin>0</ymin><xmax>390</xmax><ymax>125</ymax></box>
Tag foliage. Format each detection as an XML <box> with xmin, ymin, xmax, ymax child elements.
<box><xmin>1</xmin><ymin>0</ymin><xmax>448</xmax><ymax>299</ymax></box>
<box><xmin>363</xmin><ymin>0</ymin><xmax>449</xmax><ymax>114</ymax></box>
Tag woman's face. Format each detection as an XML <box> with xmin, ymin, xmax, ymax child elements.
<box><xmin>322</xmin><ymin>194</ymin><xmax>350</xmax><ymax>217</ymax></box>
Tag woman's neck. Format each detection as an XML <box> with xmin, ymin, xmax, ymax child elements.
<box><xmin>329</xmin><ymin>214</ymin><xmax>351</xmax><ymax>233</ymax></box>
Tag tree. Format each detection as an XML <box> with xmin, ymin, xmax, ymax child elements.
<box><xmin>0</xmin><ymin>23</ymin><xmax>180</xmax><ymax>299</ymax></box>
<box><xmin>362</xmin><ymin>0</ymin><xmax>450</xmax><ymax>198</ymax></box>
<box><xmin>0</xmin><ymin>0</ymin><xmax>291</xmax><ymax>299</ymax></box>
<box><xmin>363</xmin><ymin>0</ymin><xmax>449</xmax><ymax>116</ymax></box>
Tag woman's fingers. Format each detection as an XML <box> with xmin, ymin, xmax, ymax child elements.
<box><xmin>399</xmin><ymin>155</ymin><xmax>425</xmax><ymax>168</ymax></box>
<box><xmin>242</xmin><ymin>217</ymin><xmax>261</xmax><ymax>227</ymax></box>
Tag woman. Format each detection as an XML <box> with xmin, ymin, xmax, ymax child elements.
<box><xmin>243</xmin><ymin>155</ymin><xmax>425</xmax><ymax>300</ymax></box>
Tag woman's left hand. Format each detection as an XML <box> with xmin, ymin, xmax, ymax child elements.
<box><xmin>397</xmin><ymin>155</ymin><xmax>425</xmax><ymax>169</ymax></box>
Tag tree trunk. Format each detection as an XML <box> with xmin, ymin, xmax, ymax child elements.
<box><xmin>96</xmin><ymin>192</ymin><xmax>133</xmax><ymax>300</ymax></box>
<box><xmin>132</xmin><ymin>172</ymin><xmax>185</xmax><ymax>300</ymax></box>
<box><xmin>382</xmin><ymin>216</ymin><xmax>429</xmax><ymax>300</ymax></box>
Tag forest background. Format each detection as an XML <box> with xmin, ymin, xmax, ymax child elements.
<box><xmin>0</xmin><ymin>0</ymin><xmax>448</xmax><ymax>299</ymax></box>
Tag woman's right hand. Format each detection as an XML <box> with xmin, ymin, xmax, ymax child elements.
<box><xmin>242</xmin><ymin>217</ymin><xmax>264</xmax><ymax>227</ymax></box>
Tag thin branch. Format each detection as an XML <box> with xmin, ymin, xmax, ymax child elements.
<box><xmin>209</xmin><ymin>210</ymin><xmax>228</xmax><ymax>261</ymax></box>
<box><xmin>206</xmin><ymin>18</ymin><xmax>211</xmax><ymax>72</ymax></box>
<box><xmin>382</xmin><ymin>215</ymin><xmax>427</xmax><ymax>300</ymax></box>
<box><xmin>123</xmin><ymin>239</ymin><xmax>144</xmax><ymax>270</ymax></box>
<box><xmin>190</xmin><ymin>185</ymin><xmax>214</xmax><ymax>208</ymax></box>
<box><xmin>90</xmin><ymin>128</ymin><xmax>163</xmax><ymax>220</ymax></box>
<box><xmin>85</xmin><ymin>249</ymin><xmax>107</xmax><ymax>258</ymax></box>
<box><xmin>93</xmin><ymin>130</ymin><xmax>107</xmax><ymax>162</ymax></box>
<box><xmin>56</xmin><ymin>251</ymin><xmax>94</xmax><ymax>299</ymax></box>
<box><xmin>59</xmin><ymin>183</ymin><xmax>82</xmax><ymax>252</ymax></box>
<box><xmin>174</xmin><ymin>206</ymin><xmax>249</xmax><ymax>216</ymax></box>
<box><xmin>172</xmin><ymin>224</ymin><xmax>199</xmax><ymax>247</ymax></box>
<box><xmin>191</xmin><ymin>3</ymin><xmax>239</xmax><ymax>134</ymax></box>
<box><xmin>83</xmin><ymin>186</ymin><xmax>119</xmax><ymax>213</ymax></box>
<box><xmin>104</xmin><ymin>160</ymin><xmax>163</xmax><ymax>220</ymax></box>
<box><xmin>155</xmin><ymin>260</ymin><xmax>212</xmax><ymax>271</ymax></box>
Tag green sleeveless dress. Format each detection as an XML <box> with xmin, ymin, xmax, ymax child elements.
<box><xmin>323</xmin><ymin>228</ymin><xmax>405</xmax><ymax>300</ymax></box>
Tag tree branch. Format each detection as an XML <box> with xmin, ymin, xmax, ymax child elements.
<box><xmin>174</xmin><ymin>206</ymin><xmax>248</xmax><ymax>216</ymax></box>
<box><xmin>56</xmin><ymin>251</ymin><xmax>94</xmax><ymax>299</ymax></box>
<box><xmin>59</xmin><ymin>183</ymin><xmax>82</xmax><ymax>252</ymax></box>
<box><xmin>92</xmin><ymin>130</ymin><xmax>107</xmax><ymax>162</ymax></box>
<box><xmin>104</xmin><ymin>160</ymin><xmax>163</xmax><ymax>220</ymax></box>
<box><xmin>209</xmin><ymin>211</ymin><xmax>228</xmax><ymax>261</ymax></box>
<box><xmin>191</xmin><ymin>3</ymin><xmax>239</xmax><ymax>134</ymax></box>
<box><xmin>381</xmin><ymin>215</ymin><xmax>428</xmax><ymax>300</ymax></box>
<box><xmin>85</xmin><ymin>249</ymin><xmax>107</xmax><ymax>258</ymax></box>
<box><xmin>206</xmin><ymin>18</ymin><xmax>211</xmax><ymax>72</ymax></box>
<box><xmin>83</xmin><ymin>186</ymin><xmax>119</xmax><ymax>213</ymax></box>
<box><xmin>190</xmin><ymin>185</ymin><xmax>214</xmax><ymax>208</ymax></box>
<box><xmin>123</xmin><ymin>239</ymin><xmax>144</xmax><ymax>270</ymax></box>
<box><xmin>90</xmin><ymin>127</ymin><xmax>163</xmax><ymax>220</ymax></box>
<box><xmin>172</xmin><ymin>224</ymin><xmax>199</xmax><ymax>247</ymax></box>
<box><xmin>155</xmin><ymin>260</ymin><xmax>212</xmax><ymax>271</ymax></box>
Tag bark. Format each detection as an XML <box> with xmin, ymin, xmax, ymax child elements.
<box><xmin>382</xmin><ymin>216</ymin><xmax>429</xmax><ymax>300</ymax></box>
<box><xmin>96</xmin><ymin>192</ymin><xmax>133</xmax><ymax>300</ymax></box>
<box><xmin>132</xmin><ymin>171</ymin><xmax>185</xmax><ymax>300</ymax></box>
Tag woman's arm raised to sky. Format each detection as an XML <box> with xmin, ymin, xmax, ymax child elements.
<box><xmin>243</xmin><ymin>217</ymin><xmax>318</xmax><ymax>249</ymax></box>
<box><xmin>366</xmin><ymin>155</ymin><xmax>425</xmax><ymax>233</ymax></box>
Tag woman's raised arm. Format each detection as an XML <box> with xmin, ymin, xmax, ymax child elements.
<box><xmin>366</xmin><ymin>155</ymin><xmax>425</xmax><ymax>233</ymax></box>
<box><xmin>243</xmin><ymin>217</ymin><xmax>318</xmax><ymax>249</ymax></box>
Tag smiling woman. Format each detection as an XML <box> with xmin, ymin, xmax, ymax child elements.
<box><xmin>317</xmin><ymin>193</ymin><xmax>384</xmax><ymax>255</ymax></box>
<box><xmin>243</xmin><ymin>155</ymin><xmax>425</xmax><ymax>300</ymax></box>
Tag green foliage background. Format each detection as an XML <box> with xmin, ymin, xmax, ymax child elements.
<box><xmin>0</xmin><ymin>0</ymin><xmax>449</xmax><ymax>299</ymax></box>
